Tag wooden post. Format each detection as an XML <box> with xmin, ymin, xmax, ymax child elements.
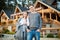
<box><xmin>50</xmin><ymin>13</ymin><xmax>51</xmax><ymax>20</ymax></box>
<box><xmin>43</xmin><ymin>31</ymin><xmax>45</xmax><ymax>38</ymax></box>
<box><xmin>56</xmin><ymin>15</ymin><xmax>57</xmax><ymax>20</ymax></box>
<box><xmin>42</xmin><ymin>9</ymin><xmax>44</xmax><ymax>19</ymax></box>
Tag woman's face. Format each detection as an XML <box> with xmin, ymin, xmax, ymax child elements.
<box><xmin>23</xmin><ymin>12</ymin><xmax>27</xmax><ymax>18</ymax></box>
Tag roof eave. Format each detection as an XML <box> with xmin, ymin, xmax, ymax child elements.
<box><xmin>34</xmin><ymin>0</ymin><xmax>60</xmax><ymax>13</ymax></box>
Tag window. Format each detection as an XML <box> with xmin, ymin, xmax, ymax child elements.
<box><xmin>14</xmin><ymin>15</ymin><xmax>16</xmax><ymax>19</ymax></box>
<box><xmin>16</xmin><ymin>8</ymin><xmax>20</xmax><ymax>13</ymax></box>
<box><xmin>18</xmin><ymin>17</ymin><xmax>20</xmax><ymax>19</ymax></box>
<box><xmin>2</xmin><ymin>15</ymin><xmax>5</xmax><ymax>19</ymax></box>
<box><xmin>10</xmin><ymin>16</ymin><xmax>14</xmax><ymax>19</ymax></box>
<box><xmin>2</xmin><ymin>15</ymin><xmax>7</xmax><ymax>20</ymax></box>
<box><xmin>5</xmin><ymin>17</ymin><xmax>7</xmax><ymax>20</ymax></box>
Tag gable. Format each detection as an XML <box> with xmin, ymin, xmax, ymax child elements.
<box><xmin>14</xmin><ymin>6</ymin><xmax>22</xmax><ymax>13</ymax></box>
<box><xmin>34</xmin><ymin>1</ymin><xmax>48</xmax><ymax>9</ymax></box>
<box><xmin>1</xmin><ymin>10</ymin><xmax>9</xmax><ymax>19</ymax></box>
<box><xmin>34</xmin><ymin>0</ymin><xmax>60</xmax><ymax>13</ymax></box>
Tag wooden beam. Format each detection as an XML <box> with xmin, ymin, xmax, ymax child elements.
<box><xmin>41</xmin><ymin>28</ymin><xmax>60</xmax><ymax>30</ymax></box>
<box><xmin>38</xmin><ymin>1</ymin><xmax>60</xmax><ymax>13</ymax></box>
<box><xmin>42</xmin><ymin>9</ymin><xmax>44</xmax><ymax>18</ymax></box>
<box><xmin>37</xmin><ymin>8</ymin><xmax>54</xmax><ymax>13</ymax></box>
<box><xmin>56</xmin><ymin>15</ymin><xmax>57</xmax><ymax>21</ymax></box>
<box><xmin>50</xmin><ymin>13</ymin><xmax>51</xmax><ymax>20</ymax></box>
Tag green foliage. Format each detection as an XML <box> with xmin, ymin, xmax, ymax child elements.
<box><xmin>3</xmin><ymin>29</ymin><xmax>10</xmax><ymax>34</ymax></box>
<box><xmin>33</xmin><ymin>0</ymin><xmax>36</xmax><ymax>3</ymax></box>
<box><xmin>0</xmin><ymin>0</ymin><xmax>5</xmax><ymax>11</ymax></box>
<box><xmin>3</xmin><ymin>29</ymin><xmax>15</xmax><ymax>34</ymax></box>
<box><xmin>58</xmin><ymin>0</ymin><xmax>60</xmax><ymax>1</ymax></box>
<box><xmin>6</xmin><ymin>32</ymin><xmax>15</xmax><ymax>34</ymax></box>
<box><xmin>47</xmin><ymin>33</ymin><xmax>54</xmax><ymax>38</ymax></box>
<box><xmin>57</xmin><ymin>32</ymin><xmax>60</xmax><ymax>38</ymax></box>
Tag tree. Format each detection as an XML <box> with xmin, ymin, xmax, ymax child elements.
<box><xmin>0</xmin><ymin>0</ymin><xmax>5</xmax><ymax>11</ymax></box>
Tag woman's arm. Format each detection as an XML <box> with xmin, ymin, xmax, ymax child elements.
<box><xmin>16</xmin><ymin>18</ymin><xmax>21</xmax><ymax>32</ymax></box>
<box><xmin>27</xmin><ymin>18</ymin><xmax>29</xmax><ymax>26</ymax></box>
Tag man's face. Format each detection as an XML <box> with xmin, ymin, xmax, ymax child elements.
<box><xmin>29</xmin><ymin>6</ymin><xmax>35</xmax><ymax>12</ymax></box>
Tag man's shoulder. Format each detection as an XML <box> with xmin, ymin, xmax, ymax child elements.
<box><xmin>27</xmin><ymin>11</ymin><xmax>40</xmax><ymax>15</ymax></box>
<box><xmin>35</xmin><ymin>12</ymin><xmax>40</xmax><ymax>16</ymax></box>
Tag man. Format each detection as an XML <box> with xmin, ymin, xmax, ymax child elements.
<box><xmin>27</xmin><ymin>5</ymin><xmax>42</xmax><ymax>40</ymax></box>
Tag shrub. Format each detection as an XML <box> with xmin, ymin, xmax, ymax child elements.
<box><xmin>3</xmin><ymin>29</ymin><xmax>15</xmax><ymax>34</ymax></box>
<box><xmin>6</xmin><ymin>32</ymin><xmax>15</xmax><ymax>34</ymax></box>
<box><xmin>57</xmin><ymin>32</ymin><xmax>60</xmax><ymax>38</ymax></box>
<box><xmin>47</xmin><ymin>33</ymin><xmax>54</xmax><ymax>38</ymax></box>
<box><xmin>3</xmin><ymin>29</ymin><xmax>10</xmax><ymax>34</ymax></box>
<box><xmin>58</xmin><ymin>0</ymin><xmax>60</xmax><ymax>1</ymax></box>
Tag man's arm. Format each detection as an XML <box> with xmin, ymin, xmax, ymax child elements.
<box><xmin>39</xmin><ymin>13</ymin><xmax>42</xmax><ymax>30</ymax></box>
<box><xmin>37</xmin><ymin>13</ymin><xmax>42</xmax><ymax>32</ymax></box>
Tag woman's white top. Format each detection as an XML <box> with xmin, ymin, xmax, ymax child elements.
<box><xmin>16</xmin><ymin>17</ymin><xmax>29</xmax><ymax>32</ymax></box>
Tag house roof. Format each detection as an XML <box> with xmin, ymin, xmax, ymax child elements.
<box><xmin>0</xmin><ymin>10</ymin><xmax>9</xmax><ymax>19</ymax></box>
<box><xmin>1</xmin><ymin>5</ymin><xmax>29</xmax><ymax>18</ymax></box>
<box><xmin>41</xmin><ymin>0</ymin><xmax>55</xmax><ymax>5</ymax></box>
<box><xmin>18</xmin><ymin>5</ymin><xmax>29</xmax><ymax>12</ymax></box>
<box><xmin>14</xmin><ymin>6</ymin><xmax>22</xmax><ymax>13</ymax></box>
<box><xmin>34</xmin><ymin>0</ymin><xmax>60</xmax><ymax>13</ymax></box>
<box><xmin>3</xmin><ymin>7</ymin><xmax>15</xmax><ymax>18</ymax></box>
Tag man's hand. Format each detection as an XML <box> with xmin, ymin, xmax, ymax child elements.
<box><xmin>36</xmin><ymin>29</ymin><xmax>40</xmax><ymax>32</ymax></box>
<box><xmin>27</xmin><ymin>29</ymin><xmax>30</xmax><ymax>32</ymax></box>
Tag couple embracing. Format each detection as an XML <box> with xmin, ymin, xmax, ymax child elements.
<box><xmin>15</xmin><ymin>5</ymin><xmax>42</xmax><ymax>40</ymax></box>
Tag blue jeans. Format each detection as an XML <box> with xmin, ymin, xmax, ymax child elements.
<box><xmin>27</xmin><ymin>30</ymin><xmax>40</xmax><ymax>40</ymax></box>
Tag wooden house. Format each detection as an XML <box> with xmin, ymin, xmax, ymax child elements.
<box><xmin>34</xmin><ymin>0</ymin><xmax>60</xmax><ymax>36</ymax></box>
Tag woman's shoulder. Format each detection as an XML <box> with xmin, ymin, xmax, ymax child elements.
<box><xmin>18</xmin><ymin>18</ymin><xmax>23</xmax><ymax>21</ymax></box>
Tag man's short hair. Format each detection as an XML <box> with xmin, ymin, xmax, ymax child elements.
<box><xmin>29</xmin><ymin>5</ymin><xmax>34</xmax><ymax>8</ymax></box>
<box><xmin>29</xmin><ymin>4</ymin><xmax>34</xmax><ymax>8</ymax></box>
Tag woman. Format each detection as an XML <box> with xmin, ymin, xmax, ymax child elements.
<box><xmin>15</xmin><ymin>12</ymin><xmax>29</xmax><ymax>40</ymax></box>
